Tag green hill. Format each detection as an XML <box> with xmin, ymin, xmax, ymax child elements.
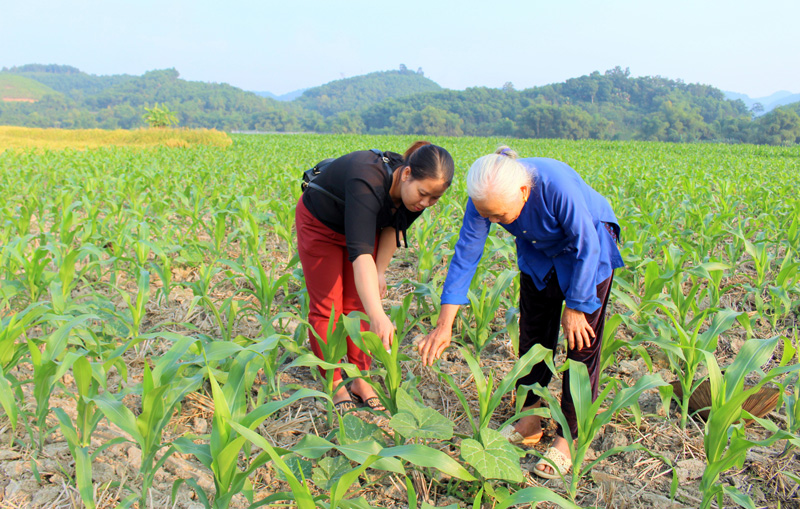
<box><xmin>295</xmin><ymin>68</ymin><xmax>442</xmax><ymax>117</ymax></box>
<box><xmin>0</xmin><ymin>73</ymin><xmax>60</xmax><ymax>102</ymax></box>
<box><xmin>6</xmin><ymin>64</ymin><xmax>137</xmax><ymax>98</ymax></box>
<box><xmin>1</xmin><ymin>64</ymin><xmax>796</xmax><ymax>145</ymax></box>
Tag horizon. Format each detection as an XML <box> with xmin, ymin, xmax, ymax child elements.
<box><xmin>2</xmin><ymin>0</ymin><xmax>797</xmax><ymax>98</ymax></box>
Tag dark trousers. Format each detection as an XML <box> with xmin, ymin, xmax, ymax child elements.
<box><xmin>516</xmin><ymin>270</ymin><xmax>614</xmax><ymax>438</ymax></box>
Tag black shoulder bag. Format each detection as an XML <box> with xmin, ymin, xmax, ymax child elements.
<box><xmin>301</xmin><ymin>149</ymin><xmax>395</xmax><ymax>205</ymax></box>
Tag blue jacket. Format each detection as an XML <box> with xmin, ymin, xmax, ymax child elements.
<box><xmin>441</xmin><ymin>157</ymin><xmax>624</xmax><ymax>314</ymax></box>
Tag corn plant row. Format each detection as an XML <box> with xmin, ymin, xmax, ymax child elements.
<box><xmin>0</xmin><ymin>135</ymin><xmax>799</xmax><ymax>507</ymax></box>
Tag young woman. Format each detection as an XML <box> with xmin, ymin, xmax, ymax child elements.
<box><xmin>296</xmin><ymin>141</ymin><xmax>454</xmax><ymax>411</ymax></box>
<box><xmin>418</xmin><ymin>146</ymin><xmax>623</xmax><ymax>478</ymax></box>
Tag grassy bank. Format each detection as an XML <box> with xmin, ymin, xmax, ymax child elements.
<box><xmin>0</xmin><ymin>126</ymin><xmax>232</xmax><ymax>150</ymax></box>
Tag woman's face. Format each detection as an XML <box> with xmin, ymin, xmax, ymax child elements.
<box><xmin>399</xmin><ymin>167</ymin><xmax>450</xmax><ymax>212</ymax></box>
<box><xmin>473</xmin><ymin>185</ymin><xmax>530</xmax><ymax>224</ymax></box>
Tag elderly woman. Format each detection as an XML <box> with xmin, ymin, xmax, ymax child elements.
<box><xmin>418</xmin><ymin>146</ymin><xmax>623</xmax><ymax>478</ymax></box>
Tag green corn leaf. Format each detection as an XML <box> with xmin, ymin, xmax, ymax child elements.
<box><xmin>0</xmin><ymin>368</ymin><xmax>18</xmax><ymax>430</ymax></box>
<box><xmin>92</xmin><ymin>392</ymin><xmax>142</xmax><ymax>443</ymax></box>
<box><xmin>228</xmin><ymin>421</ymin><xmax>316</xmax><ymax>509</ymax></box>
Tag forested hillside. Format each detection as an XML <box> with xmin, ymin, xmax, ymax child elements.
<box><xmin>1</xmin><ymin>64</ymin><xmax>798</xmax><ymax>145</ymax></box>
<box><xmin>295</xmin><ymin>68</ymin><xmax>442</xmax><ymax>116</ymax></box>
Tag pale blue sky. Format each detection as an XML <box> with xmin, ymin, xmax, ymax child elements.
<box><xmin>2</xmin><ymin>0</ymin><xmax>797</xmax><ymax>97</ymax></box>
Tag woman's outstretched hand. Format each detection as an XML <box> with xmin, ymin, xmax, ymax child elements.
<box><xmin>418</xmin><ymin>303</ymin><xmax>460</xmax><ymax>366</ymax></box>
<box><xmin>418</xmin><ymin>326</ymin><xmax>452</xmax><ymax>366</ymax></box>
<box><xmin>561</xmin><ymin>307</ymin><xmax>595</xmax><ymax>351</ymax></box>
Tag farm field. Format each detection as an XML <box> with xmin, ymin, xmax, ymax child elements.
<box><xmin>0</xmin><ymin>133</ymin><xmax>799</xmax><ymax>508</ymax></box>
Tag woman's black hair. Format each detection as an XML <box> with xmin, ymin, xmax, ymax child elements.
<box><xmin>403</xmin><ymin>141</ymin><xmax>455</xmax><ymax>186</ymax></box>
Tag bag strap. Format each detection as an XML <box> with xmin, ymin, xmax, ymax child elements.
<box><xmin>370</xmin><ymin>149</ymin><xmax>395</xmax><ymax>177</ymax></box>
<box><xmin>306</xmin><ymin>181</ymin><xmax>344</xmax><ymax>205</ymax></box>
<box><xmin>306</xmin><ymin>150</ymin><xmax>394</xmax><ymax>206</ymax></box>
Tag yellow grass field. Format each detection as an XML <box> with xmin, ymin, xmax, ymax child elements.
<box><xmin>0</xmin><ymin>126</ymin><xmax>232</xmax><ymax>151</ymax></box>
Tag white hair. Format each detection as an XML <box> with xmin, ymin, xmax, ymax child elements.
<box><xmin>466</xmin><ymin>146</ymin><xmax>532</xmax><ymax>203</ymax></box>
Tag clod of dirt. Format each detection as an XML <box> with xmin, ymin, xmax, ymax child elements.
<box><xmin>675</xmin><ymin>458</ymin><xmax>706</xmax><ymax>483</ymax></box>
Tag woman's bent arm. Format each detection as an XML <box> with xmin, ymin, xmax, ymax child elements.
<box><xmin>353</xmin><ymin>253</ymin><xmax>395</xmax><ymax>350</ymax></box>
<box><xmin>375</xmin><ymin>227</ymin><xmax>397</xmax><ymax>297</ymax></box>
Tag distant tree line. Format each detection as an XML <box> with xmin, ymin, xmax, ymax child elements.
<box><xmin>1</xmin><ymin>65</ymin><xmax>798</xmax><ymax>145</ymax></box>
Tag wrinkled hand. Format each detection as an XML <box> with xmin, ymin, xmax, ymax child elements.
<box><xmin>418</xmin><ymin>326</ymin><xmax>452</xmax><ymax>366</ymax></box>
<box><xmin>561</xmin><ymin>307</ymin><xmax>595</xmax><ymax>351</ymax></box>
<box><xmin>370</xmin><ymin>311</ymin><xmax>395</xmax><ymax>352</ymax></box>
<box><xmin>378</xmin><ymin>272</ymin><xmax>388</xmax><ymax>298</ymax></box>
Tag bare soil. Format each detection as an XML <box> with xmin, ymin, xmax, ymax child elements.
<box><xmin>1</xmin><ymin>247</ymin><xmax>798</xmax><ymax>508</ymax></box>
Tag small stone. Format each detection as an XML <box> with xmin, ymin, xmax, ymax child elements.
<box><xmin>93</xmin><ymin>462</ymin><xmax>115</xmax><ymax>484</ymax></box>
<box><xmin>601</xmin><ymin>431</ymin><xmax>628</xmax><ymax>451</ymax></box>
<box><xmin>4</xmin><ymin>460</ymin><xmax>27</xmax><ymax>478</ymax></box>
<box><xmin>127</xmin><ymin>446</ymin><xmax>142</xmax><ymax>470</ymax></box>
<box><xmin>4</xmin><ymin>480</ymin><xmax>22</xmax><ymax>498</ymax></box>
<box><xmin>0</xmin><ymin>450</ymin><xmax>21</xmax><ymax>460</ymax></box>
<box><xmin>676</xmin><ymin>458</ymin><xmax>706</xmax><ymax>483</ymax></box>
<box><xmin>193</xmin><ymin>417</ymin><xmax>208</xmax><ymax>435</ymax></box>
<box><xmin>32</xmin><ymin>487</ymin><xmax>60</xmax><ymax>507</ymax></box>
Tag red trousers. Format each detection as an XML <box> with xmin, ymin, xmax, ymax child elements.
<box><xmin>295</xmin><ymin>196</ymin><xmax>375</xmax><ymax>384</ymax></box>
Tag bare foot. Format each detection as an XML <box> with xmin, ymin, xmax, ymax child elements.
<box><xmin>350</xmin><ymin>377</ymin><xmax>379</xmax><ymax>401</ymax></box>
<box><xmin>535</xmin><ymin>435</ymin><xmax>572</xmax><ymax>476</ymax></box>
<box><xmin>332</xmin><ymin>381</ymin><xmax>352</xmax><ymax>405</ymax></box>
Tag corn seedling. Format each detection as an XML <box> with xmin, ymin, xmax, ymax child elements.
<box><xmin>532</xmin><ymin>360</ymin><xmax>671</xmax><ymax>500</ymax></box>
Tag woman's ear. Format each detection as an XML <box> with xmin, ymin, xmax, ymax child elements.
<box><xmin>401</xmin><ymin>166</ymin><xmax>412</xmax><ymax>181</ymax></box>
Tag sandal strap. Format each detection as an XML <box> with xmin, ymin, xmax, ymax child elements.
<box><xmin>334</xmin><ymin>400</ymin><xmax>357</xmax><ymax>412</ymax></box>
<box><xmin>539</xmin><ymin>446</ymin><xmax>571</xmax><ymax>473</ymax></box>
<box><xmin>499</xmin><ymin>425</ymin><xmax>525</xmax><ymax>444</ymax></box>
<box><xmin>363</xmin><ymin>397</ymin><xmax>386</xmax><ymax>411</ymax></box>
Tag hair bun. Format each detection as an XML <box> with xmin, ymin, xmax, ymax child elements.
<box><xmin>496</xmin><ymin>146</ymin><xmax>518</xmax><ymax>159</ymax></box>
